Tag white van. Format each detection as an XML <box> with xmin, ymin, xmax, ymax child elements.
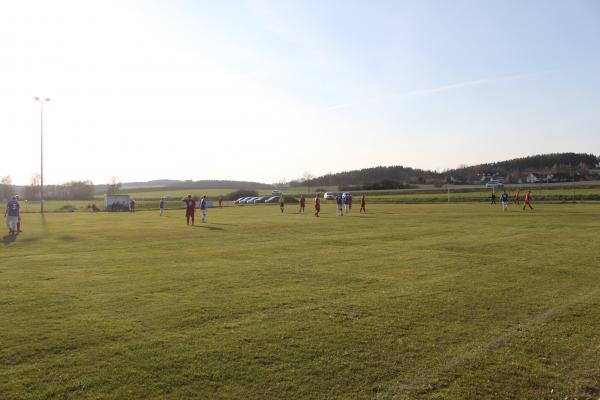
<box><xmin>485</xmin><ymin>180</ymin><xmax>504</xmax><ymax>188</ymax></box>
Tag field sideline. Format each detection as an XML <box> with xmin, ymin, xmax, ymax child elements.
<box><xmin>2</xmin><ymin>203</ymin><xmax>600</xmax><ymax>399</ymax></box>
<box><xmin>15</xmin><ymin>183</ymin><xmax>600</xmax><ymax>214</ymax></box>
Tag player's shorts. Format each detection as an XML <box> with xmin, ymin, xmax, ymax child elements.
<box><xmin>201</xmin><ymin>209</ymin><xmax>207</xmax><ymax>216</ymax></box>
<box><xmin>186</xmin><ymin>209</ymin><xmax>195</xmax><ymax>217</ymax></box>
<box><xmin>5</xmin><ymin>215</ymin><xmax>18</xmax><ymax>231</ymax></box>
<box><xmin>315</xmin><ymin>205</ymin><xmax>320</xmax><ymax>211</ymax></box>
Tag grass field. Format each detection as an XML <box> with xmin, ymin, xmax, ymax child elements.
<box><xmin>104</xmin><ymin>184</ymin><xmax>600</xmax><ymax>204</ymax></box>
<box><xmin>18</xmin><ymin>184</ymin><xmax>600</xmax><ymax>214</ymax></box>
<box><xmin>366</xmin><ymin>186</ymin><xmax>600</xmax><ymax>204</ymax></box>
<box><xmin>2</xmin><ymin>203</ymin><xmax>600</xmax><ymax>399</ymax></box>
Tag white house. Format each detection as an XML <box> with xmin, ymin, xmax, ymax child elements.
<box><xmin>526</xmin><ymin>174</ymin><xmax>540</xmax><ymax>183</ymax></box>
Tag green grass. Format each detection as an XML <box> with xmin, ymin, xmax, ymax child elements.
<box><xmin>2</xmin><ymin>203</ymin><xmax>600</xmax><ymax>399</ymax></box>
<box><xmin>365</xmin><ymin>186</ymin><xmax>600</xmax><ymax>203</ymax></box>
<box><xmin>84</xmin><ymin>183</ymin><xmax>600</xmax><ymax>204</ymax></box>
<box><xmin>20</xmin><ymin>183</ymin><xmax>598</xmax><ymax>215</ymax></box>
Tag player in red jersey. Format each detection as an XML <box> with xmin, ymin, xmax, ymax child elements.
<box><xmin>299</xmin><ymin>195</ymin><xmax>306</xmax><ymax>213</ymax></box>
<box><xmin>181</xmin><ymin>195</ymin><xmax>196</xmax><ymax>225</ymax></box>
<box><xmin>359</xmin><ymin>194</ymin><xmax>366</xmax><ymax>213</ymax></box>
<box><xmin>314</xmin><ymin>194</ymin><xmax>321</xmax><ymax>217</ymax></box>
<box><xmin>514</xmin><ymin>190</ymin><xmax>520</xmax><ymax>205</ymax></box>
<box><xmin>522</xmin><ymin>191</ymin><xmax>534</xmax><ymax>211</ymax></box>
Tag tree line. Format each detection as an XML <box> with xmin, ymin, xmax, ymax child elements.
<box><xmin>446</xmin><ymin>153</ymin><xmax>599</xmax><ymax>184</ymax></box>
<box><xmin>291</xmin><ymin>153</ymin><xmax>600</xmax><ymax>188</ymax></box>
<box><xmin>0</xmin><ymin>175</ymin><xmax>95</xmax><ymax>201</ymax></box>
<box><xmin>292</xmin><ymin>165</ymin><xmax>441</xmax><ymax>187</ymax></box>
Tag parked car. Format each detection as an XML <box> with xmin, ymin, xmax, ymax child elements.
<box><xmin>272</xmin><ymin>190</ymin><xmax>282</xmax><ymax>196</ymax></box>
<box><xmin>485</xmin><ymin>180</ymin><xmax>504</xmax><ymax>188</ymax></box>
<box><xmin>253</xmin><ymin>196</ymin><xmax>267</xmax><ymax>204</ymax></box>
<box><xmin>245</xmin><ymin>197</ymin><xmax>259</xmax><ymax>204</ymax></box>
<box><xmin>265</xmin><ymin>196</ymin><xmax>279</xmax><ymax>203</ymax></box>
<box><xmin>234</xmin><ymin>197</ymin><xmax>249</xmax><ymax>204</ymax></box>
<box><xmin>323</xmin><ymin>192</ymin><xmax>334</xmax><ymax>200</ymax></box>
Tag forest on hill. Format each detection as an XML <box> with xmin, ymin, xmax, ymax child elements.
<box><xmin>292</xmin><ymin>153</ymin><xmax>600</xmax><ymax>189</ymax></box>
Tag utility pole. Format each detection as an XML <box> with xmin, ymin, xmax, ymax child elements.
<box><xmin>34</xmin><ymin>97</ymin><xmax>50</xmax><ymax>214</ymax></box>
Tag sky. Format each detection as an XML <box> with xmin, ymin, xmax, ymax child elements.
<box><xmin>0</xmin><ymin>0</ymin><xmax>599</xmax><ymax>185</ymax></box>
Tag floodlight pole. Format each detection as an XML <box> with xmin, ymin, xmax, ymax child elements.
<box><xmin>34</xmin><ymin>97</ymin><xmax>50</xmax><ymax>214</ymax></box>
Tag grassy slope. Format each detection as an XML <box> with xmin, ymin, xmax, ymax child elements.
<box><xmin>2</xmin><ymin>203</ymin><xmax>600</xmax><ymax>399</ymax></box>
<box><xmin>104</xmin><ymin>188</ymin><xmax>270</xmax><ymax>200</ymax></box>
<box><xmin>117</xmin><ymin>185</ymin><xmax>600</xmax><ymax>202</ymax></box>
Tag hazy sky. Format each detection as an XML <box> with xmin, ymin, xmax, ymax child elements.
<box><xmin>1</xmin><ymin>0</ymin><xmax>599</xmax><ymax>185</ymax></box>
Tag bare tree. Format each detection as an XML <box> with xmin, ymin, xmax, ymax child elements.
<box><xmin>0</xmin><ymin>175</ymin><xmax>15</xmax><ymax>201</ymax></box>
<box><xmin>274</xmin><ymin>178</ymin><xmax>288</xmax><ymax>189</ymax></box>
<box><xmin>302</xmin><ymin>172</ymin><xmax>315</xmax><ymax>194</ymax></box>
<box><xmin>24</xmin><ymin>174</ymin><xmax>41</xmax><ymax>200</ymax></box>
<box><xmin>106</xmin><ymin>176</ymin><xmax>122</xmax><ymax>195</ymax></box>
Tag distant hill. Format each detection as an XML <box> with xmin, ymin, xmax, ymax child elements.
<box><xmin>95</xmin><ymin>179</ymin><xmax>273</xmax><ymax>193</ymax></box>
<box><xmin>59</xmin><ymin>152</ymin><xmax>600</xmax><ymax>195</ymax></box>
<box><xmin>296</xmin><ymin>153</ymin><xmax>600</xmax><ymax>188</ymax></box>
<box><xmin>295</xmin><ymin>166</ymin><xmax>440</xmax><ymax>187</ymax></box>
<box><xmin>447</xmin><ymin>153</ymin><xmax>599</xmax><ymax>184</ymax></box>
<box><xmin>121</xmin><ymin>179</ymin><xmax>183</xmax><ymax>189</ymax></box>
<box><xmin>162</xmin><ymin>180</ymin><xmax>273</xmax><ymax>189</ymax></box>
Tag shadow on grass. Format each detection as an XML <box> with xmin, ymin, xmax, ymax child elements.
<box><xmin>20</xmin><ymin>236</ymin><xmax>41</xmax><ymax>243</ymax></box>
<box><xmin>192</xmin><ymin>225</ymin><xmax>224</xmax><ymax>231</ymax></box>
<box><xmin>209</xmin><ymin>222</ymin><xmax>239</xmax><ymax>227</ymax></box>
<box><xmin>315</xmin><ymin>214</ymin><xmax>376</xmax><ymax>218</ymax></box>
<box><xmin>37</xmin><ymin>213</ymin><xmax>51</xmax><ymax>235</ymax></box>
<box><xmin>2</xmin><ymin>234</ymin><xmax>16</xmax><ymax>245</ymax></box>
<box><xmin>59</xmin><ymin>235</ymin><xmax>77</xmax><ymax>242</ymax></box>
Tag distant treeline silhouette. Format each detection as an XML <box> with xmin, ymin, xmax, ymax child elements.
<box><xmin>23</xmin><ymin>180</ymin><xmax>95</xmax><ymax>200</ymax></box>
<box><xmin>95</xmin><ymin>179</ymin><xmax>273</xmax><ymax>192</ymax></box>
<box><xmin>293</xmin><ymin>153</ymin><xmax>599</xmax><ymax>187</ymax></box>
<box><xmin>294</xmin><ymin>166</ymin><xmax>440</xmax><ymax>187</ymax></box>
